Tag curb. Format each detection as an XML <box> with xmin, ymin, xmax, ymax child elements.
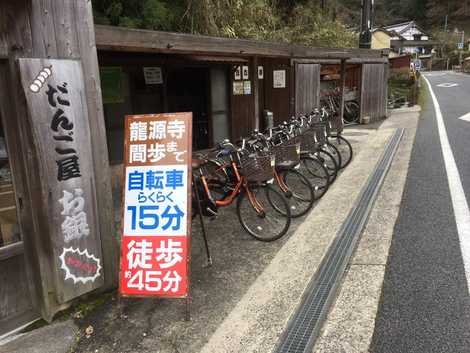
<box><xmin>390</xmin><ymin>105</ymin><xmax>421</xmax><ymax>114</ymax></box>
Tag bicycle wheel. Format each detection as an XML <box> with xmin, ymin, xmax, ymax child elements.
<box><xmin>344</xmin><ymin>101</ymin><xmax>360</xmax><ymax>124</ymax></box>
<box><xmin>321</xmin><ymin>142</ymin><xmax>342</xmax><ymax>172</ymax></box>
<box><xmin>236</xmin><ymin>184</ymin><xmax>291</xmax><ymax>242</ymax></box>
<box><xmin>278</xmin><ymin>169</ymin><xmax>315</xmax><ymax>218</ymax></box>
<box><xmin>299</xmin><ymin>155</ymin><xmax>330</xmax><ymax>199</ymax></box>
<box><xmin>329</xmin><ymin>135</ymin><xmax>353</xmax><ymax>169</ymax></box>
<box><xmin>312</xmin><ymin>149</ymin><xmax>338</xmax><ymax>183</ymax></box>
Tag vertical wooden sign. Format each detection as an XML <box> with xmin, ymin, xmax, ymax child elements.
<box><xmin>18</xmin><ymin>58</ymin><xmax>104</xmax><ymax>303</ymax></box>
<box><xmin>119</xmin><ymin>113</ymin><xmax>192</xmax><ymax>298</ymax></box>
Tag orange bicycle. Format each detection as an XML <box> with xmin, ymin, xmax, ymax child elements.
<box><xmin>192</xmin><ymin>140</ymin><xmax>291</xmax><ymax>242</ymax></box>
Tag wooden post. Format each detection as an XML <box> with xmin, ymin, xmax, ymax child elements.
<box><xmin>0</xmin><ymin>0</ymin><xmax>116</xmax><ymax>320</ymax></box>
<box><xmin>252</xmin><ymin>56</ymin><xmax>260</xmax><ymax>130</ymax></box>
<box><xmin>338</xmin><ymin>59</ymin><xmax>347</xmax><ymax>133</ymax></box>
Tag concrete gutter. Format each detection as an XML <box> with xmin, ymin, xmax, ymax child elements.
<box><xmin>312</xmin><ymin>107</ymin><xmax>420</xmax><ymax>353</ymax></box>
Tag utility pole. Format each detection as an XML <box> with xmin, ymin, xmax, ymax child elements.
<box><xmin>359</xmin><ymin>0</ymin><xmax>374</xmax><ymax>49</ymax></box>
<box><xmin>459</xmin><ymin>30</ymin><xmax>465</xmax><ymax>68</ymax></box>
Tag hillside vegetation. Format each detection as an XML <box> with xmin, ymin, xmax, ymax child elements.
<box><xmin>92</xmin><ymin>0</ymin><xmax>470</xmax><ymax>48</ymax></box>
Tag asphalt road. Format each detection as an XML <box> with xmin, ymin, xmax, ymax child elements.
<box><xmin>370</xmin><ymin>72</ymin><xmax>470</xmax><ymax>353</ymax></box>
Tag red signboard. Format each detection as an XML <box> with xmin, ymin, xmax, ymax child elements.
<box><xmin>119</xmin><ymin>113</ymin><xmax>192</xmax><ymax>298</ymax></box>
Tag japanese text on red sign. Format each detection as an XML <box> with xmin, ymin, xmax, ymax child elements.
<box><xmin>120</xmin><ymin>113</ymin><xmax>191</xmax><ymax>298</ymax></box>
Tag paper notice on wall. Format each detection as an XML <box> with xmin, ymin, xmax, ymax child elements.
<box><xmin>243</xmin><ymin>81</ymin><xmax>252</xmax><ymax>95</ymax></box>
<box><xmin>258</xmin><ymin>66</ymin><xmax>264</xmax><ymax>79</ymax></box>
<box><xmin>233</xmin><ymin>81</ymin><xmax>244</xmax><ymax>95</ymax></box>
<box><xmin>242</xmin><ymin>66</ymin><xmax>249</xmax><ymax>80</ymax></box>
<box><xmin>234</xmin><ymin>66</ymin><xmax>242</xmax><ymax>80</ymax></box>
<box><xmin>143</xmin><ymin>67</ymin><xmax>163</xmax><ymax>85</ymax></box>
<box><xmin>273</xmin><ymin>70</ymin><xmax>286</xmax><ymax>88</ymax></box>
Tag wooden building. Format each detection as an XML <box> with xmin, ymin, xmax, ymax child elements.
<box><xmin>0</xmin><ymin>1</ymin><xmax>388</xmax><ymax>337</ymax></box>
<box><xmin>94</xmin><ymin>25</ymin><xmax>389</xmax><ymax>163</ymax></box>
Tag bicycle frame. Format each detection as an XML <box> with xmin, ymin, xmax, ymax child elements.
<box><xmin>198</xmin><ymin>159</ymin><xmax>265</xmax><ymax>215</ymax></box>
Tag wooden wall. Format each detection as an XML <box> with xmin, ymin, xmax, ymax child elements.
<box><xmin>230</xmin><ymin>60</ymin><xmax>256</xmax><ymax>139</ymax></box>
<box><xmin>360</xmin><ymin>63</ymin><xmax>388</xmax><ymax>123</ymax></box>
<box><xmin>294</xmin><ymin>63</ymin><xmax>321</xmax><ymax>116</ymax></box>
<box><xmin>345</xmin><ymin>65</ymin><xmax>362</xmax><ymax>90</ymax></box>
<box><xmin>0</xmin><ymin>0</ymin><xmax>116</xmax><ymax>321</ymax></box>
<box><xmin>0</xmin><ymin>246</ymin><xmax>37</xmax><ymax>334</ymax></box>
<box><xmin>259</xmin><ymin>58</ymin><xmax>293</xmax><ymax>126</ymax></box>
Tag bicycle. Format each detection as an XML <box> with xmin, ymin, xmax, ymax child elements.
<box><xmin>317</xmin><ymin>107</ymin><xmax>354</xmax><ymax>169</ymax></box>
<box><xmin>278</xmin><ymin>116</ymin><xmax>339</xmax><ymax>191</ymax></box>
<box><xmin>244</xmin><ymin>130</ymin><xmax>316</xmax><ymax>218</ymax></box>
<box><xmin>192</xmin><ymin>140</ymin><xmax>291</xmax><ymax>242</ymax></box>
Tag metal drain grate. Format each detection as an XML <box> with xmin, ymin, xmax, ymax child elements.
<box><xmin>274</xmin><ymin>128</ymin><xmax>404</xmax><ymax>353</ymax></box>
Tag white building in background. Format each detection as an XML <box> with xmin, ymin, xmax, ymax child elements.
<box><xmin>383</xmin><ymin>20</ymin><xmax>433</xmax><ymax>55</ymax></box>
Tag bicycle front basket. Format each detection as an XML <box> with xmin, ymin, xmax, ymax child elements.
<box><xmin>273</xmin><ymin>141</ymin><xmax>301</xmax><ymax>168</ymax></box>
<box><xmin>241</xmin><ymin>152</ymin><xmax>275</xmax><ymax>183</ymax></box>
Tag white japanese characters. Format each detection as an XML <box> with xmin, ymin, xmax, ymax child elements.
<box><xmin>128</xmin><ymin>119</ymin><xmax>187</xmax><ymax>163</ymax></box>
<box><xmin>124</xmin><ymin>238</ymin><xmax>184</xmax><ymax>293</ymax></box>
<box><xmin>59</xmin><ymin>188</ymin><xmax>90</xmax><ymax>243</ymax></box>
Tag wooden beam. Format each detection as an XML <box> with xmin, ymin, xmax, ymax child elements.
<box><xmin>74</xmin><ymin>1</ymin><xmax>118</xmax><ymax>292</ymax></box>
<box><xmin>0</xmin><ymin>242</ymin><xmax>24</xmax><ymax>261</ymax></box>
<box><xmin>292</xmin><ymin>57</ymin><xmax>388</xmax><ymax>65</ymax></box>
<box><xmin>95</xmin><ymin>25</ymin><xmax>383</xmax><ymax>60</ymax></box>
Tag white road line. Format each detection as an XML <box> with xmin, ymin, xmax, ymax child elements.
<box><xmin>436</xmin><ymin>83</ymin><xmax>459</xmax><ymax>88</ymax></box>
<box><xmin>459</xmin><ymin>112</ymin><xmax>470</xmax><ymax>123</ymax></box>
<box><xmin>423</xmin><ymin>75</ymin><xmax>470</xmax><ymax>293</ymax></box>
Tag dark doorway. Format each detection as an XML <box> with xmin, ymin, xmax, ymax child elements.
<box><xmin>166</xmin><ymin>67</ymin><xmax>210</xmax><ymax>150</ymax></box>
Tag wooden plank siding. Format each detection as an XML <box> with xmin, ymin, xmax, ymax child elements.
<box><xmin>345</xmin><ymin>65</ymin><xmax>362</xmax><ymax>90</ymax></box>
<box><xmin>0</xmin><ymin>0</ymin><xmax>116</xmax><ymax>322</ymax></box>
<box><xmin>261</xmin><ymin>58</ymin><xmax>293</xmax><ymax>125</ymax></box>
<box><xmin>0</xmin><ymin>60</ymin><xmax>40</xmax><ymax>334</ymax></box>
<box><xmin>0</xmin><ymin>0</ymin><xmax>51</xmax><ymax>323</ymax></box>
<box><xmin>360</xmin><ymin>63</ymin><xmax>388</xmax><ymax>123</ymax></box>
<box><xmin>19</xmin><ymin>58</ymin><xmax>104</xmax><ymax>303</ymax></box>
<box><xmin>230</xmin><ymin>60</ymin><xmax>256</xmax><ymax>140</ymax></box>
<box><xmin>0</xmin><ymin>251</ymin><xmax>36</xmax><ymax>328</ymax></box>
<box><xmin>294</xmin><ymin>63</ymin><xmax>321</xmax><ymax>116</ymax></box>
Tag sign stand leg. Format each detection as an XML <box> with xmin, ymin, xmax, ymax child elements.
<box><xmin>192</xmin><ymin>175</ymin><xmax>212</xmax><ymax>267</ymax></box>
